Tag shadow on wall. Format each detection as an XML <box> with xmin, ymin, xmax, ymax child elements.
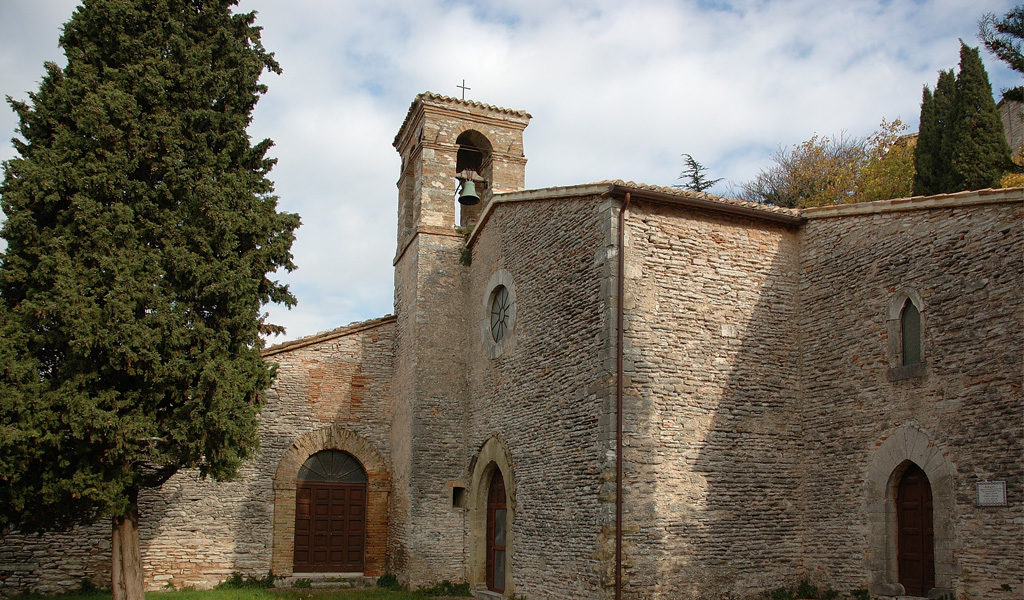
<box><xmin>622</xmin><ymin>206</ymin><xmax>804</xmax><ymax>599</ymax></box>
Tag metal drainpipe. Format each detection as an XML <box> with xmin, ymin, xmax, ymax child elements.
<box><xmin>615</xmin><ymin>192</ymin><xmax>630</xmax><ymax>600</ymax></box>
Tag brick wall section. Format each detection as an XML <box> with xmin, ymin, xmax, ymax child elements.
<box><xmin>465</xmin><ymin>195</ymin><xmax>612</xmax><ymax>599</ymax></box>
<box><xmin>261</xmin><ymin>317</ymin><xmax>395</xmax><ymax>580</ymax></box>
<box><xmin>798</xmin><ymin>198</ymin><xmax>1023</xmax><ymax>598</ymax></box>
<box><xmin>621</xmin><ymin>200</ymin><xmax>804</xmax><ymax>599</ymax></box>
<box><xmin>0</xmin><ymin>317</ymin><xmax>395</xmax><ymax>594</ymax></box>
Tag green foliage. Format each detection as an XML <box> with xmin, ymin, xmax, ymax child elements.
<box><xmin>739</xmin><ymin>120</ymin><xmax>914</xmax><ymax>207</ymax></box>
<box><xmin>375</xmin><ymin>574</ymin><xmax>401</xmax><ymax>591</ymax></box>
<box><xmin>0</xmin><ymin>0</ymin><xmax>298</xmax><ymax>535</ymax></box>
<box><xmin>412</xmin><ymin>580</ymin><xmax>471</xmax><ymax>597</ymax></box>
<box><xmin>673</xmin><ymin>153</ymin><xmax>723</xmax><ymax>193</ymax></box>
<box><xmin>979</xmin><ymin>6</ymin><xmax>1023</xmax><ymax>101</ymax></box>
<box><xmin>795</xmin><ymin>580</ymin><xmax>818</xmax><ymax>598</ymax></box>
<box><xmin>850</xmin><ymin>589</ymin><xmax>870</xmax><ymax>600</ymax></box>
<box><xmin>79</xmin><ymin>579</ymin><xmax>104</xmax><ymax>594</ymax></box>
<box><xmin>767</xmin><ymin>587</ymin><xmax>795</xmax><ymax>600</ymax></box>
<box><xmin>950</xmin><ymin>43</ymin><xmax>1014</xmax><ymax>190</ymax></box>
<box><xmin>914</xmin><ymin>69</ymin><xmax>956</xmax><ymax>196</ymax></box>
<box><xmin>855</xmin><ymin>119</ymin><xmax>916</xmax><ymax>202</ymax></box>
<box><xmin>819</xmin><ymin>589</ymin><xmax>838</xmax><ymax>600</ymax></box>
<box><xmin>914</xmin><ymin>42</ymin><xmax>1013</xmax><ymax>195</ymax></box>
<box><xmin>216</xmin><ymin>572</ymin><xmax>276</xmax><ymax>590</ymax></box>
<box><xmin>455</xmin><ymin>226</ymin><xmax>472</xmax><ymax>267</ymax></box>
<box><xmin>291</xmin><ymin>580</ymin><xmax>311</xmax><ymax>589</ymax></box>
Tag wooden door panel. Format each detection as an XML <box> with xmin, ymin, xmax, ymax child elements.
<box><xmin>897</xmin><ymin>465</ymin><xmax>934</xmax><ymax>596</ymax></box>
<box><xmin>294</xmin><ymin>482</ymin><xmax>366</xmax><ymax>572</ymax></box>
<box><xmin>487</xmin><ymin>470</ymin><xmax>507</xmax><ymax>593</ymax></box>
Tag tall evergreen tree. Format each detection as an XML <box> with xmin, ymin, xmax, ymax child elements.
<box><xmin>913</xmin><ymin>69</ymin><xmax>956</xmax><ymax>196</ymax></box>
<box><xmin>673</xmin><ymin>153</ymin><xmax>723</xmax><ymax>193</ymax></box>
<box><xmin>979</xmin><ymin>5</ymin><xmax>1024</xmax><ymax>100</ymax></box>
<box><xmin>0</xmin><ymin>2</ymin><xmax>299</xmax><ymax>598</ymax></box>
<box><xmin>949</xmin><ymin>42</ymin><xmax>1013</xmax><ymax>191</ymax></box>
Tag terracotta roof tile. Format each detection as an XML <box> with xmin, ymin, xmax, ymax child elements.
<box><xmin>599</xmin><ymin>179</ymin><xmax>803</xmax><ymax>218</ymax></box>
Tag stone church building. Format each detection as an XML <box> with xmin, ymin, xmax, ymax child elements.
<box><xmin>1</xmin><ymin>93</ymin><xmax>1021</xmax><ymax>600</ymax></box>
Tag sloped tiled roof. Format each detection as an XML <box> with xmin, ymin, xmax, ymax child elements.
<box><xmin>599</xmin><ymin>179</ymin><xmax>803</xmax><ymax>218</ymax></box>
<box><xmin>394</xmin><ymin>92</ymin><xmax>531</xmax><ymax>147</ymax></box>
<box><xmin>262</xmin><ymin>314</ymin><xmax>396</xmax><ymax>357</ymax></box>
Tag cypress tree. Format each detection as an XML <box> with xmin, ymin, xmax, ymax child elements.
<box><xmin>0</xmin><ymin>2</ymin><xmax>299</xmax><ymax>598</ymax></box>
<box><xmin>913</xmin><ymin>69</ymin><xmax>956</xmax><ymax>196</ymax></box>
<box><xmin>949</xmin><ymin>42</ymin><xmax>1013</xmax><ymax>191</ymax></box>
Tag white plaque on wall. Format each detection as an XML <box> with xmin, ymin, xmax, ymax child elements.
<box><xmin>977</xmin><ymin>481</ymin><xmax>1007</xmax><ymax>506</ymax></box>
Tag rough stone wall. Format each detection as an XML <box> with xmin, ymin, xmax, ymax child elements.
<box><xmin>999</xmin><ymin>100</ymin><xmax>1023</xmax><ymax>155</ymax></box>
<box><xmin>798</xmin><ymin>197</ymin><xmax>1023</xmax><ymax>598</ymax></box>
<box><xmin>621</xmin><ymin>200</ymin><xmax>804</xmax><ymax>599</ymax></box>
<box><xmin>0</xmin><ymin>317</ymin><xmax>395</xmax><ymax>594</ymax></box>
<box><xmin>0</xmin><ymin>522</ymin><xmax>110</xmax><ymax>594</ymax></box>
<box><xmin>388</xmin><ymin>94</ymin><xmax>529</xmax><ymax>588</ymax></box>
<box><xmin>464</xmin><ymin>195</ymin><xmax>612</xmax><ymax>600</ymax></box>
<box><xmin>391</xmin><ymin>229</ymin><xmax>472</xmax><ymax>587</ymax></box>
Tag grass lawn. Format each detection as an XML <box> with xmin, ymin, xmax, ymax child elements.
<box><xmin>9</xmin><ymin>587</ymin><xmax>469</xmax><ymax>600</ymax></box>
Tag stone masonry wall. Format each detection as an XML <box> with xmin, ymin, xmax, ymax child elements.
<box><xmin>388</xmin><ymin>94</ymin><xmax>529</xmax><ymax>588</ymax></box>
<box><xmin>0</xmin><ymin>317</ymin><xmax>395</xmax><ymax>594</ymax></box>
<box><xmin>798</xmin><ymin>196</ymin><xmax>1023</xmax><ymax>598</ymax></box>
<box><xmin>621</xmin><ymin>200</ymin><xmax>804</xmax><ymax>599</ymax></box>
<box><xmin>464</xmin><ymin>195</ymin><xmax>612</xmax><ymax>599</ymax></box>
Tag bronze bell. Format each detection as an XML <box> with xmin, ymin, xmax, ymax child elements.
<box><xmin>458</xmin><ymin>179</ymin><xmax>481</xmax><ymax>205</ymax></box>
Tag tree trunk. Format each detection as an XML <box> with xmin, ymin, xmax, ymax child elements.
<box><xmin>111</xmin><ymin>488</ymin><xmax>144</xmax><ymax>600</ymax></box>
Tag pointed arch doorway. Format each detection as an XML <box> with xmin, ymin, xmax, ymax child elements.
<box><xmin>294</xmin><ymin>450</ymin><xmax>367</xmax><ymax>573</ymax></box>
<box><xmin>486</xmin><ymin>468</ymin><xmax>507</xmax><ymax>593</ymax></box>
<box><xmin>897</xmin><ymin>463</ymin><xmax>935</xmax><ymax>596</ymax></box>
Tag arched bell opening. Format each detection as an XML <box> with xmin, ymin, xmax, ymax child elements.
<box><xmin>455</xmin><ymin>130</ymin><xmax>493</xmax><ymax>228</ymax></box>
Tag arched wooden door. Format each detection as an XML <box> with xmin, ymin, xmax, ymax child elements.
<box><xmin>294</xmin><ymin>450</ymin><xmax>367</xmax><ymax>572</ymax></box>
<box><xmin>486</xmin><ymin>468</ymin><xmax>507</xmax><ymax>593</ymax></box>
<box><xmin>897</xmin><ymin>463</ymin><xmax>935</xmax><ymax>596</ymax></box>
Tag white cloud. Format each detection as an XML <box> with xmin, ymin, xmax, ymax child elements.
<box><xmin>1</xmin><ymin>0</ymin><xmax>1020</xmax><ymax>341</ymax></box>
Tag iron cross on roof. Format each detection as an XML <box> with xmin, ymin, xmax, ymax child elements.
<box><xmin>458</xmin><ymin>79</ymin><xmax>471</xmax><ymax>100</ymax></box>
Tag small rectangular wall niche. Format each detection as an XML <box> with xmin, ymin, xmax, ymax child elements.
<box><xmin>452</xmin><ymin>486</ymin><xmax>467</xmax><ymax>509</ymax></box>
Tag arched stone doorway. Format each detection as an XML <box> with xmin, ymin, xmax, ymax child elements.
<box><xmin>272</xmin><ymin>426</ymin><xmax>389</xmax><ymax>577</ymax></box>
<box><xmin>896</xmin><ymin>463</ymin><xmax>935</xmax><ymax>596</ymax></box>
<box><xmin>865</xmin><ymin>426</ymin><xmax>956</xmax><ymax>597</ymax></box>
<box><xmin>468</xmin><ymin>435</ymin><xmax>515</xmax><ymax>596</ymax></box>
<box><xmin>293</xmin><ymin>450</ymin><xmax>367</xmax><ymax>573</ymax></box>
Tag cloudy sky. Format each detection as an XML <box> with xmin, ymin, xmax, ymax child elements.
<box><xmin>0</xmin><ymin>0</ymin><xmax>1019</xmax><ymax>343</ymax></box>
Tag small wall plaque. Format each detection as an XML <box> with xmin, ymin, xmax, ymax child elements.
<box><xmin>977</xmin><ymin>481</ymin><xmax>1007</xmax><ymax>506</ymax></box>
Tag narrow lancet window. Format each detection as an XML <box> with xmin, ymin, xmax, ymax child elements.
<box><xmin>901</xmin><ymin>300</ymin><xmax>922</xmax><ymax>365</ymax></box>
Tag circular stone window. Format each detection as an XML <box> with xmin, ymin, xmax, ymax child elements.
<box><xmin>489</xmin><ymin>285</ymin><xmax>511</xmax><ymax>342</ymax></box>
<box><xmin>482</xmin><ymin>270</ymin><xmax>516</xmax><ymax>358</ymax></box>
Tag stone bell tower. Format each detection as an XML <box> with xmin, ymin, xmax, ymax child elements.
<box><xmin>389</xmin><ymin>93</ymin><xmax>529</xmax><ymax>584</ymax></box>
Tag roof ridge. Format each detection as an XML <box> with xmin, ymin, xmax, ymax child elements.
<box><xmin>262</xmin><ymin>314</ymin><xmax>396</xmax><ymax>357</ymax></box>
<box><xmin>598</xmin><ymin>179</ymin><xmax>802</xmax><ymax>216</ymax></box>
<box><xmin>394</xmin><ymin>92</ymin><xmax>531</xmax><ymax>147</ymax></box>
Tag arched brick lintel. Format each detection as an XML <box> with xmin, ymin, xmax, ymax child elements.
<box><xmin>864</xmin><ymin>424</ymin><xmax>957</xmax><ymax>597</ymax></box>
<box><xmin>271</xmin><ymin>426</ymin><xmax>390</xmax><ymax>577</ymax></box>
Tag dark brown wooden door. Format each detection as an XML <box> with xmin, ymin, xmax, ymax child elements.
<box><xmin>897</xmin><ymin>464</ymin><xmax>934</xmax><ymax>596</ymax></box>
<box><xmin>486</xmin><ymin>469</ymin><xmax>507</xmax><ymax>593</ymax></box>
<box><xmin>294</xmin><ymin>481</ymin><xmax>365</xmax><ymax>572</ymax></box>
